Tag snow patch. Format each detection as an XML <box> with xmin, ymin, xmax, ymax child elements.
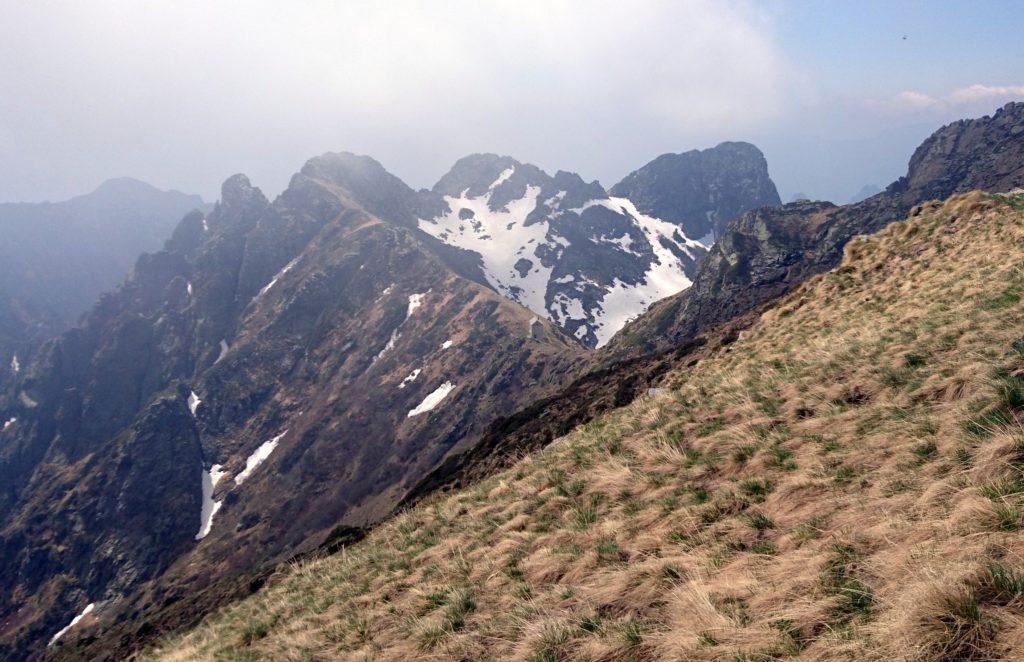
<box><xmin>574</xmin><ymin>325</ymin><xmax>589</xmax><ymax>340</ymax></box>
<box><xmin>587</xmin><ymin>197</ymin><xmax>701</xmax><ymax>347</ymax></box>
<box><xmin>407</xmin><ymin>382</ymin><xmax>456</xmax><ymax>417</ymax></box>
<box><xmin>19</xmin><ymin>392</ymin><xmax>37</xmax><ymax>408</ymax></box>
<box><xmin>214</xmin><ymin>339</ymin><xmax>229</xmax><ymax>364</ymax></box>
<box><xmin>373</xmin><ymin>284</ymin><xmax>395</xmax><ymax>305</ymax></box>
<box><xmin>544</xmin><ymin>190</ymin><xmax>567</xmax><ymax>212</ymax></box>
<box><xmin>489</xmin><ymin>166</ymin><xmax>515</xmax><ymax>190</ymax></box>
<box><xmin>440</xmin><ymin>339</ymin><xmax>453</xmax><ymax>349</ymax></box>
<box><xmin>10</xmin><ymin>355</ymin><xmax>19</xmax><ymax>373</ymax></box>
<box><xmin>188</xmin><ymin>391</ymin><xmax>202</xmax><ymax>417</ymax></box>
<box><xmin>418</xmin><ymin>184</ymin><xmax>551</xmax><ymax>314</ymax></box>
<box><xmin>48</xmin><ymin>602</ymin><xmax>95</xmax><ymax>647</ymax></box>
<box><xmin>257</xmin><ymin>257</ymin><xmax>300</xmax><ymax>298</ymax></box>
<box><xmin>201</xmin><ymin>218</ymin><xmax>209</xmax><ymax>232</ymax></box>
<box><xmin>548</xmin><ymin>292</ymin><xmax>588</xmax><ymax>327</ymax></box>
<box><xmin>407</xmin><ymin>291</ymin><xmax>429</xmax><ymax>316</ymax></box>
<box><xmin>195</xmin><ymin>464</ymin><xmax>226</xmax><ymax>541</ymax></box>
<box><xmin>398</xmin><ymin>368</ymin><xmax>421</xmax><ymax>389</ymax></box>
<box><xmin>595</xmin><ymin>231</ymin><xmax>639</xmax><ymax>255</ymax></box>
<box><xmin>3</xmin><ymin>417</ymin><xmax>15</xmax><ymax>430</ymax></box>
<box><xmin>234</xmin><ymin>432</ymin><xmax>286</xmax><ymax>485</ymax></box>
<box><xmin>374</xmin><ymin>328</ymin><xmax>401</xmax><ymax>363</ymax></box>
<box><xmin>186</xmin><ymin>281</ymin><xmax>193</xmax><ymax>297</ymax></box>
<box><xmin>552</xmin><ymin>274</ymin><xmax>574</xmax><ymax>284</ymax></box>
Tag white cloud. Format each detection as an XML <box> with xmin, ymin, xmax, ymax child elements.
<box><xmin>948</xmin><ymin>84</ymin><xmax>1024</xmax><ymax>105</ymax></box>
<box><xmin>891</xmin><ymin>90</ymin><xmax>940</xmax><ymax>111</ymax></box>
<box><xmin>0</xmin><ymin>0</ymin><xmax>802</xmax><ymax>201</ymax></box>
<box><xmin>879</xmin><ymin>84</ymin><xmax>1024</xmax><ymax>115</ymax></box>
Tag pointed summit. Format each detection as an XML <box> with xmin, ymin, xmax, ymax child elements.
<box><xmin>219</xmin><ymin>173</ymin><xmax>265</xmax><ymax>208</ymax></box>
<box><xmin>297</xmin><ymin>151</ymin><xmax>419</xmax><ymax>226</ymax></box>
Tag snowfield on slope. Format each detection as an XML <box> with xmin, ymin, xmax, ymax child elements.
<box><xmin>235</xmin><ymin>432</ymin><xmax>287</xmax><ymax>485</ymax></box>
<box><xmin>586</xmin><ymin>197</ymin><xmax>705</xmax><ymax>346</ymax></box>
<box><xmin>408</xmin><ymin>381</ymin><xmax>456</xmax><ymax>417</ymax></box>
<box><xmin>188</xmin><ymin>391</ymin><xmax>202</xmax><ymax>416</ymax></box>
<box><xmin>214</xmin><ymin>339</ymin><xmax>229</xmax><ymax>364</ymax></box>
<box><xmin>255</xmin><ymin>257</ymin><xmax>300</xmax><ymax>299</ymax></box>
<box><xmin>418</xmin><ymin>170</ymin><xmax>706</xmax><ymax>347</ymax></box>
<box><xmin>418</xmin><ymin>169</ymin><xmax>555</xmax><ymax>315</ymax></box>
<box><xmin>196</xmin><ymin>464</ymin><xmax>227</xmax><ymax>540</ymax></box>
<box><xmin>48</xmin><ymin>602</ymin><xmax>95</xmax><ymax>647</ymax></box>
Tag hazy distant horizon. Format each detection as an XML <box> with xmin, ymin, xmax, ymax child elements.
<box><xmin>2</xmin><ymin>1</ymin><xmax>1022</xmax><ymax>205</ymax></box>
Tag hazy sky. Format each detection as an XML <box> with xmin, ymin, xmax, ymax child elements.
<box><xmin>2</xmin><ymin>0</ymin><xmax>1023</xmax><ymax>205</ymax></box>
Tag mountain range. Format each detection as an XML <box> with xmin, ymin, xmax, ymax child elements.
<box><xmin>157</xmin><ymin>186</ymin><xmax>1024</xmax><ymax>660</ymax></box>
<box><xmin>1</xmin><ymin>103</ymin><xmax>1022</xmax><ymax>659</ymax></box>
<box><xmin>0</xmin><ymin>142</ymin><xmax>777</xmax><ymax>658</ymax></box>
<box><xmin>402</xmin><ymin>101</ymin><xmax>1024</xmax><ymax>511</ymax></box>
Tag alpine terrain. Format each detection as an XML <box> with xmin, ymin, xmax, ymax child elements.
<box><xmin>0</xmin><ymin>143</ymin><xmax>776</xmax><ymax>659</ymax></box>
<box><xmin>418</xmin><ymin>144</ymin><xmax>779</xmax><ymax>347</ymax></box>
<box><xmin>154</xmin><ymin>187</ymin><xmax>1024</xmax><ymax>661</ymax></box>
<box><xmin>5</xmin><ymin>4</ymin><xmax>1021</xmax><ymax>661</ymax></box>
<box><xmin>403</xmin><ymin>103</ymin><xmax>1024</xmax><ymax>507</ymax></box>
<box><xmin>2</xmin><ymin>103</ymin><xmax>1021</xmax><ymax>661</ymax></box>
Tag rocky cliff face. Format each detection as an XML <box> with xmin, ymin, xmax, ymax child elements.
<box><xmin>609</xmin><ymin>141</ymin><xmax>781</xmax><ymax>242</ymax></box>
<box><xmin>0</xmin><ymin>158</ymin><xmax>587</xmax><ymax>659</ymax></box>
<box><xmin>604</xmin><ymin>102</ymin><xmax>1024</xmax><ymax>359</ymax></box>
<box><xmin>0</xmin><ymin>179</ymin><xmax>210</xmax><ymax>380</ymax></box>
<box><xmin>417</xmin><ymin>149</ymin><xmax>779</xmax><ymax>347</ymax></box>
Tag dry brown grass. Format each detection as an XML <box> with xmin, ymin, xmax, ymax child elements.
<box><xmin>149</xmin><ymin>191</ymin><xmax>1024</xmax><ymax>661</ymax></box>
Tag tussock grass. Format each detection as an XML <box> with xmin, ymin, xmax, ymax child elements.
<box><xmin>152</xmin><ymin>192</ymin><xmax>1024</xmax><ymax>660</ymax></box>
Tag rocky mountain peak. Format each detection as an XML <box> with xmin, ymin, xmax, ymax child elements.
<box><xmin>299</xmin><ymin>151</ymin><xmax>405</xmax><ymax>197</ymax></box>
<box><xmin>217</xmin><ymin>174</ymin><xmax>267</xmax><ymax>216</ymax></box>
<box><xmin>295</xmin><ymin>151</ymin><xmax>420</xmax><ymax>226</ymax></box>
<box><xmin>418</xmin><ymin>147</ymin><xmax>780</xmax><ymax>347</ymax></box>
<box><xmin>899</xmin><ymin>101</ymin><xmax>1024</xmax><ymax>198</ymax></box>
<box><xmin>848</xmin><ymin>184</ymin><xmax>881</xmax><ymax>204</ymax></box>
<box><xmin>431</xmin><ymin>153</ymin><xmax>535</xmax><ymax>199</ymax></box>
<box><xmin>609</xmin><ymin>140</ymin><xmax>781</xmax><ymax>242</ymax></box>
<box><xmin>300</xmin><ymin>150</ymin><xmax>387</xmax><ymax>179</ymax></box>
<box><xmin>89</xmin><ymin>176</ymin><xmax>164</xmax><ymax>200</ymax></box>
<box><xmin>164</xmin><ymin>209</ymin><xmax>209</xmax><ymax>256</ymax></box>
<box><xmin>0</xmin><ymin>180</ymin><xmax>211</xmax><ymax>380</ymax></box>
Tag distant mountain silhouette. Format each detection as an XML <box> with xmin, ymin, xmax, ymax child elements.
<box><xmin>0</xmin><ymin>178</ymin><xmax>209</xmax><ymax>376</ymax></box>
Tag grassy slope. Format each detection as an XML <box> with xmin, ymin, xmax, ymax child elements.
<box><xmin>151</xmin><ymin>191</ymin><xmax>1024</xmax><ymax>661</ymax></box>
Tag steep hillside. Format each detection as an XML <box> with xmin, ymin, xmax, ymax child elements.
<box><xmin>0</xmin><ymin>178</ymin><xmax>210</xmax><ymax>372</ymax></box>
<box><xmin>0</xmin><ymin>159</ymin><xmax>585</xmax><ymax>659</ymax></box>
<box><xmin>0</xmin><ymin>142</ymin><xmax>775</xmax><ymax>657</ymax></box>
<box><xmin>152</xmin><ymin>191</ymin><xmax>1024</xmax><ymax>661</ymax></box>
